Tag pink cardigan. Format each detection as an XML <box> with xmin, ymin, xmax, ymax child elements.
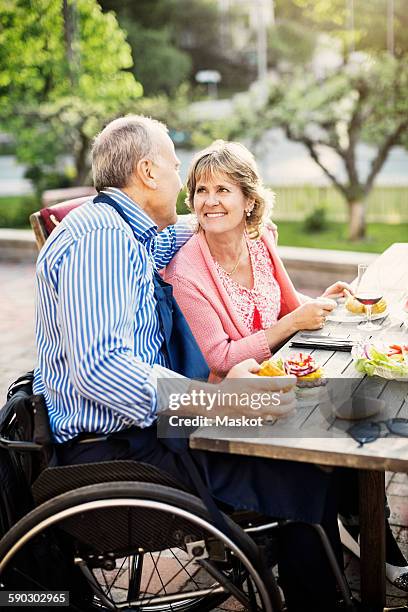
<box><xmin>164</xmin><ymin>228</ymin><xmax>301</xmax><ymax>381</ymax></box>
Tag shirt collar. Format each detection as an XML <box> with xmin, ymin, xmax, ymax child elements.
<box><xmin>101</xmin><ymin>187</ymin><xmax>158</xmax><ymax>244</ymax></box>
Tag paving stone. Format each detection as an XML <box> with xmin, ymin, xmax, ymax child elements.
<box><xmin>218</xmin><ymin>597</ymin><xmax>245</xmax><ymax>610</ymax></box>
<box><xmin>387</xmin><ymin>481</ymin><xmax>408</xmax><ymax>497</ymax></box>
<box><xmin>0</xmin><ymin>262</ymin><xmax>36</xmax><ymax>400</ymax></box>
<box><xmin>388</xmin><ymin>495</ymin><xmax>408</xmax><ymax>528</ymax></box>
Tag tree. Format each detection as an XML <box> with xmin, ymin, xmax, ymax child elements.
<box><xmin>289</xmin><ymin>0</ymin><xmax>408</xmax><ymax>58</ymax></box>
<box><xmin>98</xmin><ymin>0</ymin><xmax>255</xmax><ymax>94</ymax></box>
<box><xmin>120</xmin><ymin>21</ymin><xmax>191</xmax><ymax>96</ymax></box>
<box><xmin>267</xmin><ymin>19</ymin><xmax>317</xmax><ymax>68</ymax></box>
<box><xmin>229</xmin><ymin>54</ymin><xmax>408</xmax><ymax>240</ymax></box>
<box><xmin>193</xmin><ymin>53</ymin><xmax>408</xmax><ymax>240</ymax></box>
<box><xmin>0</xmin><ymin>0</ymin><xmax>143</xmax><ymax>191</ymax></box>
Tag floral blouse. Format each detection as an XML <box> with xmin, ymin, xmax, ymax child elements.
<box><xmin>214</xmin><ymin>236</ymin><xmax>281</xmax><ymax>333</ymax></box>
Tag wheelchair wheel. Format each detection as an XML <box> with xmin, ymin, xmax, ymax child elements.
<box><xmin>0</xmin><ymin>482</ymin><xmax>282</xmax><ymax>612</ymax></box>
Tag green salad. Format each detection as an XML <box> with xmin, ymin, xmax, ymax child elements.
<box><xmin>353</xmin><ymin>342</ymin><xmax>408</xmax><ymax>378</ymax></box>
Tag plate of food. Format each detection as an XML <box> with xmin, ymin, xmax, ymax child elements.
<box><xmin>352</xmin><ymin>341</ymin><xmax>408</xmax><ymax>379</ymax></box>
<box><xmin>258</xmin><ymin>353</ymin><xmax>326</xmax><ymax>388</ymax></box>
<box><xmin>327</xmin><ymin>294</ymin><xmax>388</xmax><ymax>323</ymax></box>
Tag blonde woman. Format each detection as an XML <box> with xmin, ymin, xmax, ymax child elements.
<box><xmin>165</xmin><ymin>140</ymin><xmax>349</xmax><ymax>381</ymax></box>
<box><xmin>164</xmin><ymin>139</ymin><xmax>408</xmax><ymax>593</ymax></box>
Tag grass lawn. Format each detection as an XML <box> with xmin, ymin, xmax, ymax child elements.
<box><xmin>275</xmin><ymin>220</ymin><xmax>408</xmax><ymax>253</ymax></box>
<box><xmin>0</xmin><ymin>195</ymin><xmax>406</xmax><ymax>254</ymax></box>
<box><xmin>0</xmin><ymin>195</ymin><xmax>38</xmax><ymax>229</ymax></box>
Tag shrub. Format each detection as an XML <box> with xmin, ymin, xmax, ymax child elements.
<box><xmin>303</xmin><ymin>205</ymin><xmax>329</xmax><ymax>233</ymax></box>
<box><xmin>24</xmin><ymin>166</ymin><xmax>73</xmax><ymax>200</ymax></box>
<box><xmin>0</xmin><ymin>196</ymin><xmax>39</xmax><ymax>229</ymax></box>
<box><xmin>176</xmin><ymin>188</ymin><xmax>190</xmax><ymax>215</ymax></box>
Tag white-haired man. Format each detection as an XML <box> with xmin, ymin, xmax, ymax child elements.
<box><xmin>33</xmin><ymin>115</ymin><xmax>353</xmax><ymax>611</ymax></box>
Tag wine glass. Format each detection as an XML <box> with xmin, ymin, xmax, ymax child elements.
<box><xmin>354</xmin><ymin>264</ymin><xmax>383</xmax><ymax>331</ymax></box>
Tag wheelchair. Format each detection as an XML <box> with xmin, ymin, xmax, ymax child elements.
<box><xmin>0</xmin><ymin>375</ymin><xmax>355</xmax><ymax>612</ymax></box>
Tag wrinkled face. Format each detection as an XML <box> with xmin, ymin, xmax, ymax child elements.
<box><xmin>193</xmin><ymin>172</ymin><xmax>252</xmax><ymax>236</ymax></box>
<box><xmin>151</xmin><ymin>131</ymin><xmax>182</xmax><ymax>228</ymax></box>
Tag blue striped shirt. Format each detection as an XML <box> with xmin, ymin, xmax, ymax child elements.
<box><xmin>33</xmin><ymin>188</ymin><xmax>193</xmax><ymax>443</ymax></box>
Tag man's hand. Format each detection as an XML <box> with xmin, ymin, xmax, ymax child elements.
<box><xmin>223</xmin><ymin>359</ymin><xmax>297</xmax><ymax>418</ymax></box>
<box><xmin>288</xmin><ymin>298</ymin><xmax>336</xmax><ymax>331</ymax></box>
<box><xmin>226</xmin><ymin>358</ymin><xmax>263</xmax><ymax>378</ymax></box>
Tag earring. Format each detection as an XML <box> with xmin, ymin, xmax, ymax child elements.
<box><xmin>246</xmin><ymin>210</ymin><xmax>251</xmax><ymax>217</ymax></box>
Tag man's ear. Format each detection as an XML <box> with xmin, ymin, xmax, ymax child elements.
<box><xmin>136</xmin><ymin>158</ymin><xmax>157</xmax><ymax>190</ymax></box>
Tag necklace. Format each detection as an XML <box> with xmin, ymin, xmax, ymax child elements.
<box><xmin>215</xmin><ymin>238</ymin><xmax>245</xmax><ymax>276</ymax></box>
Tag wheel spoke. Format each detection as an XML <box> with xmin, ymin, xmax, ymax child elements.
<box><xmin>149</xmin><ymin>552</ymin><xmax>200</xmax><ymax>595</ymax></box>
<box><xmin>105</xmin><ymin>556</ymin><xmax>127</xmax><ymax>597</ymax></box>
<box><xmin>151</xmin><ymin>550</ymin><xmax>168</xmax><ymax>596</ymax></box>
<box><xmin>0</xmin><ymin>487</ymin><xmax>275</xmax><ymax>611</ymax></box>
<box><xmin>100</xmin><ymin>566</ymin><xmax>111</xmax><ymax>594</ymax></box>
<box><xmin>199</xmin><ymin>558</ymin><xmax>250</xmax><ymax>609</ymax></box>
<box><xmin>140</xmin><ymin>550</ymin><xmax>163</xmax><ymax>601</ymax></box>
<box><xmin>169</xmin><ymin>548</ymin><xmax>200</xmax><ymax>589</ymax></box>
<box><xmin>136</xmin><ymin>548</ymin><xmax>233</xmax><ymax>607</ymax></box>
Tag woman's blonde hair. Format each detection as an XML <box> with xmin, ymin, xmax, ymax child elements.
<box><xmin>185</xmin><ymin>140</ymin><xmax>274</xmax><ymax>239</ymax></box>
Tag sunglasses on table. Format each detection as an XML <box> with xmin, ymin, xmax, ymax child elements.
<box><xmin>347</xmin><ymin>418</ymin><xmax>408</xmax><ymax>447</ymax></box>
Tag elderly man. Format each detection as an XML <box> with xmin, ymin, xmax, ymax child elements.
<box><xmin>33</xmin><ymin>115</ymin><xmax>352</xmax><ymax>611</ymax></box>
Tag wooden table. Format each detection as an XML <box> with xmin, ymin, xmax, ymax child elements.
<box><xmin>190</xmin><ymin>243</ymin><xmax>408</xmax><ymax>612</ymax></box>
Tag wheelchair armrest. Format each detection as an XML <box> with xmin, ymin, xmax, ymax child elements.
<box><xmin>77</xmin><ymin>435</ymin><xmax>110</xmax><ymax>444</ymax></box>
<box><xmin>0</xmin><ymin>434</ymin><xmax>43</xmax><ymax>451</ymax></box>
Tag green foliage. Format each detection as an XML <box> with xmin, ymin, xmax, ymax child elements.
<box><xmin>302</xmin><ymin>205</ymin><xmax>329</xmax><ymax>233</ymax></box>
<box><xmin>129</xmin><ymin>85</ymin><xmax>191</xmax><ymax>137</ymax></box>
<box><xmin>189</xmin><ymin>118</ymin><xmax>244</xmax><ymax>149</ymax></box>
<box><xmin>0</xmin><ymin>0</ymin><xmax>143</xmax><ymax>193</ymax></box>
<box><xmin>176</xmin><ymin>188</ymin><xmax>189</xmax><ymax>215</ymax></box>
<box><xmin>0</xmin><ymin>196</ymin><xmax>38</xmax><ymax>229</ymax></box>
<box><xmin>264</xmin><ymin>54</ymin><xmax>408</xmax><ymax>158</ymax></box>
<box><xmin>98</xmin><ymin>0</ymin><xmax>254</xmax><ymax>94</ymax></box>
<box><xmin>195</xmin><ymin>52</ymin><xmax>408</xmax><ymax>239</ymax></box>
<box><xmin>291</xmin><ymin>0</ymin><xmax>408</xmax><ymax>58</ymax></box>
<box><xmin>121</xmin><ymin>21</ymin><xmax>191</xmax><ymax>96</ymax></box>
<box><xmin>231</xmin><ymin>55</ymin><xmax>406</xmax><ymax>185</ymax></box>
<box><xmin>268</xmin><ymin>20</ymin><xmax>317</xmax><ymax>67</ymax></box>
<box><xmin>0</xmin><ymin>0</ymin><xmax>141</xmax><ymax>111</ymax></box>
<box><xmin>24</xmin><ymin>166</ymin><xmax>74</xmax><ymax>197</ymax></box>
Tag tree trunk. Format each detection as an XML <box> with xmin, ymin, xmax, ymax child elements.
<box><xmin>74</xmin><ymin>134</ymin><xmax>90</xmax><ymax>186</ymax></box>
<box><xmin>348</xmin><ymin>200</ymin><xmax>366</xmax><ymax>241</ymax></box>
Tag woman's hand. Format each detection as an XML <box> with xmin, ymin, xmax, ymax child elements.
<box><xmin>288</xmin><ymin>299</ymin><xmax>336</xmax><ymax>331</ymax></box>
<box><xmin>320</xmin><ymin>281</ymin><xmax>354</xmax><ymax>300</ymax></box>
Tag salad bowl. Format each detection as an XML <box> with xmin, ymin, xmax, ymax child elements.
<box><xmin>352</xmin><ymin>341</ymin><xmax>408</xmax><ymax>380</ymax></box>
